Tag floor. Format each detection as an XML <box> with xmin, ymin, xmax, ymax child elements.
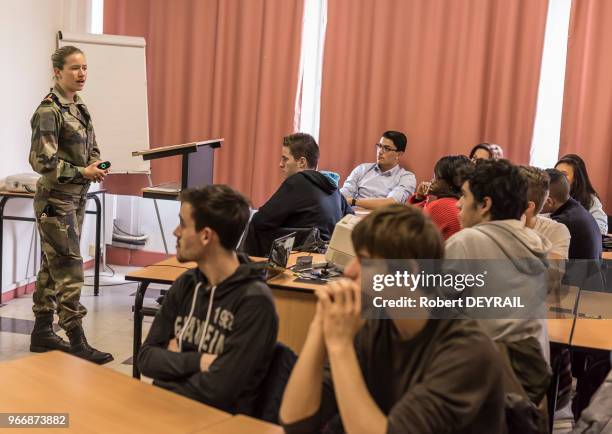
<box><xmin>0</xmin><ymin>265</ymin><xmax>578</xmax><ymax>432</ymax></box>
<box><xmin>0</xmin><ymin>265</ymin><xmax>165</xmax><ymax>379</ymax></box>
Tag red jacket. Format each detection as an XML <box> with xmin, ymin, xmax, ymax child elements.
<box><xmin>408</xmin><ymin>195</ymin><xmax>461</xmax><ymax>240</ymax></box>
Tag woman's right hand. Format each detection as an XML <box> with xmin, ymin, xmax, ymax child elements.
<box><xmin>82</xmin><ymin>161</ymin><xmax>108</xmax><ymax>183</ymax></box>
<box><xmin>415</xmin><ymin>181</ymin><xmax>431</xmax><ymax>200</ymax></box>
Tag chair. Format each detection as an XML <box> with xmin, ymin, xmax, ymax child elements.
<box><xmin>253</xmin><ymin>342</ymin><xmax>297</xmax><ymax>423</ymax></box>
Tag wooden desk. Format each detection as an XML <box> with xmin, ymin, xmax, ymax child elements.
<box><xmin>547</xmin><ymin>318</ymin><xmax>574</xmax><ymax>345</ymax></box>
<box><xmin>603</xmin><ymin>251</ymin><xmax>612</xmax><ymax>260</ymax></box>
<box><xmin>571</xmin><ymin>319</ymin><xmax>612</xmax><ymax>351</ymax></box>
<box><xmin>0</xmin><ymin>351</ymin><xmax>231</xmax><ymax>433</ymax></box>
<box><xmin>0</xmin><ymin>189</ymin><xmax>106</xmax><ymax>301</ymax></box>
<box><xmin>576</xmin><ymin>290</ymin><xmax>612</xmax><ymax>318</ymax></box>
<box><xmin>194</xmin><ymin>415</ymin><xmax>283</xmax><ymax>434</ymax></box>
<box><xmin>125</xmin><ymin>253</ymin><xmax>326</xmax><ymax>377</ymax></box>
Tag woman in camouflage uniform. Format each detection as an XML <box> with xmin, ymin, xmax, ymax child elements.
<box><xmin>29</xmin><ymin>46</ymin><xmax>112</xmax><ymax>364</ymax></box>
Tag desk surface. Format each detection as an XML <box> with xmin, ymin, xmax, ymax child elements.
<box><xmin>125</xmin><ymin>253</ymin><xmax>328</xmax><ymax>292</ymax></box>
<box><xmin>571</xmin><ymin>319</ymin><xmax>612</xmax><ymax>350</ymax></box>
<box><xmin>547</xmin><ymin>318</ymin><xmax>574</xmax><ymax>345</ymax></box>
<box><xmin>603</xmin><ymin>251</ymin><xmax>612</xmax><ymax>260</ymax></box>
<box><xmin>193</xmin><ymin>415</ymin><xmax>283</xmax><ymax>434</ymax></box>
<box><xmin>0</xmin><ymin>351</ymin><xmax>231</xmax><ymax>433</ymax></box>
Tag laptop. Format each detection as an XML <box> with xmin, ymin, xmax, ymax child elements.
<box><xmin>261</xmin><ymin>232</ymin><xmax>296</xmax><ymax>279</ymax></box>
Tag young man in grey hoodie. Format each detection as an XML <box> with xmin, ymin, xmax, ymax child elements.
<box><xmin>445</xmin><ymin>159</ymin><xmax>552</xmax><ymax>404</ymax></box>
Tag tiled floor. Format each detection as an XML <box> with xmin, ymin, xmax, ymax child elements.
<box><xmin>0</xmin><ymin>265</ymin><xmax>166</xmax><ymax>379</ymax></box>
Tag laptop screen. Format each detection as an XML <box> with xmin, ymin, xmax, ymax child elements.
<box><xmin>268</xmin><ymin>232</ymin><xmax>295</xmax><ymax>268</ymax></box>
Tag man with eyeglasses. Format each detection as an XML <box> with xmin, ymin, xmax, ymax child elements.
<box><xmin>340</xmin><ymin>131</ymin><xmax>416</xmax><ymax>210</ymax></box>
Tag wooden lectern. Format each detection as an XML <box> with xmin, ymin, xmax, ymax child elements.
<box><xmin>132</xmin><ymin>139</ymin><xmax>222</xmax><ymax>200</ymax></box>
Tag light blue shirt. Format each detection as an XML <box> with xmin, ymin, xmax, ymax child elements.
<box><xmin>340</xmin><ymin>163</ymin><xmax>416</xmax><ymax>203</ymax></box>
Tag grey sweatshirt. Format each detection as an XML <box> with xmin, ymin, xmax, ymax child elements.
<box><xmin>445</xmin><ymin>219</ymin><xmax>552</xmax><ymax>360</ymax></box>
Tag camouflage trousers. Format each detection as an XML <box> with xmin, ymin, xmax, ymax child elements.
<box><xmin>33</xmin><ymin>186</ymin><xmax>88</xmax><ymax>330</ymax></box>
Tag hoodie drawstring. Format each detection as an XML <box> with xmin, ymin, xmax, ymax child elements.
<box><xmin>198</xmin><ymin>285</ymin><xmax>217</xmax><ymax>352</ymax></box>
<box><xmin>177</xmin><ymin>282</ymin><xmax>202</xmax><ymax>351</ymax></box>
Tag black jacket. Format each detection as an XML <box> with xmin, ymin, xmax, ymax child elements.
<box><xmin>137</xmin><ymin>257</ymin><xmax>278</xmax><ymax>415</ymax></box>
<box><xmin>249</xmin><ymin>170</ymin><xmax>353</xmax><ymax>254</ymax></box>
<box><xmin>551</xmin><ymin>197</ymin><xmax>602</xmax><ymax>260</ymax></box>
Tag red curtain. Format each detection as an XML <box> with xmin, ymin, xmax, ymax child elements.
<box><xmin>318</xmin><ymin>0</ymin><xmax>549</xmax><ymax>185</ymax></box>
<box><xmin>560</xmin><ymin>0</ymin><xmax>612</xmax><ymax>212</ymax></box>
<box><xmin>104</xmin><ymin>0</ymin><xmax>304</xmax><ymax>206</ymax></box>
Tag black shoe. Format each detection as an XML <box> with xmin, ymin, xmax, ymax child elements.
<box><xmin>30</xmin><ymin>313</ymin><xmax>71</xmax><ymax>353</ymax></box>
<box><xmin>66</xmin><ymin>325</ymin><xmax>114</xmax><ymax>365</ymax></box>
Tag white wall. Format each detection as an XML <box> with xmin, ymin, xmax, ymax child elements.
<box><xmin>0</xmin><ymin>0</ymin><xmax>99</xmax><ymax>295</ymax></box>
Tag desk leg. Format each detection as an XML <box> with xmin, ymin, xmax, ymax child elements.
<box><xmin>133</xmin><ymin>281</ymin><xmax>149</xmax><ymax>379</ymax></box>
<box><xmin>89</xmin><ymin>195</ymin><xmax>102</xmax><ymax>296</ymax></box>
<box><xmin>0</xmin><ymin>197</ymin><xmax>9</xmax><ymax>306</ymax></box>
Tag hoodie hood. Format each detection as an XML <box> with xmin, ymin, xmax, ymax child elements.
<box><xmin>297</xmin><ymin>170</ymin><xmax>338</xmax><ymax>195</ymax></box>
<box><xmin>472</xmin><ymin>220</ymin><xmax>551</xmax><ymax>275</ymax></box>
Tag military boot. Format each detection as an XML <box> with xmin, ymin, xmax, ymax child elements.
<box><xmin>67</xmin><ymin>325</ymin><xmax>114</xmax><ymax>365</ymax></box>
<box><xmin>30</xmin><ymin>313</ymin><xmax>71</xmax><ymax>353</ymax></box>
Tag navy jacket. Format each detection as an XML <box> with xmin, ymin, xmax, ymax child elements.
<box><xmin>551</xmin><ymin>197</ymin><xmax>602</xmax><ymax>260</ymax></box>
<box><xmin>248</xmin><ymin>170</ymin><xmax>353</xmax><ymax>255</ymax></box>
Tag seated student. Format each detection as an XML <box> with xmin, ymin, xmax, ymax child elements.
<box><xmin>468</xmin><ymin>142</ymin><xmax>503</xmax><ymax>161</ymax></box>
<box><xmin>246</xmin><ymin>133</ymin><xmax>353</xmax><ymax>256</ymax></box>
<box><xmin>445</xmin><ymin>159</ymin><xmax>551</xmax><ymax>402</ymax></box>
<box><xmin>340</xmin><ymin>131</ymin><xmax>416</xmax><ymax>209</ymax></box>
<box><xmin>520</xmin><ymin>166</ymin><xmax>571</xmax><ymax>260</ymax></box>
<box><xmin>543</xmin><ymin>169</ymin><xmax>602</xmax><ymax>260</ymax></box>
<box><xmin>408</xmin><ymin>155</ymin><xmax>473</xmax><ymax>240</ymax></box>
<box><xmin>280</xmin><ymin>205</ymin><xmax>506</xmax><ymax>434</ymax></box>
<box><xmin>555</xmin><ymin>154</ymin><xmax>608</xmax><ymax>235</ymax></box>
<box><xmin>520</xmin><ymin>166</ymin><xmax>571</xmax><ymax>298</ymax></box>
<box><xmin>138</xmin><ymin>185</ymin><xmax>278</xmax><ymax>415</ymax></box>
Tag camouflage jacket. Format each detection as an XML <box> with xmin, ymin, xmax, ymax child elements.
<box><xmin>29</xmin><ymin>84</ymin><xmax>100</xmax><ymax>192</ymax></box>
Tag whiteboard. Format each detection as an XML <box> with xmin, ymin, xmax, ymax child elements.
<box><xmin>58</xmin><ymin>31</ymin><xmax>150</xmax><ymax>173</ymax></box>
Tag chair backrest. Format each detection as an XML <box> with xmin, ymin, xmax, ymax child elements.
<box><xmin>254</xmin><ymin>342</ymin><xmax>297</xmax><ymax>423</ymax></box>
<box><xmin>236</xmin><ymin>209</ymin><xmax>257</xmax><ymax>251</ymax></box>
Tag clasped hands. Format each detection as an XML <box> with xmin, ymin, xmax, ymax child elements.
<box><xmin>313</xmin><ymin>278</ymin><xmax>365</xmax><ymax>353</ymax></box>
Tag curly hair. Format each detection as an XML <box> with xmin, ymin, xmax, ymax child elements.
<box><xmin>432</xmin><ymin>155</ymin><xmax>474</xmax><ymax>198</ymax></box>
<box><xmin>465</xmin><ymin>159</ymin><xmax>528</xmax><ymax>220</ymax></box>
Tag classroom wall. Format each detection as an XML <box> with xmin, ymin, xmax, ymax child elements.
<box><xmin>0</xmin><ymin>0</ymin><xmax>100</xmax><ymax>296</ymax></box>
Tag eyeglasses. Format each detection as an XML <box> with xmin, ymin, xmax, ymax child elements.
<box><xmin>375</xmin><ymin>143</ymin><xmax>398</xmax><ymax>153</ymax></box>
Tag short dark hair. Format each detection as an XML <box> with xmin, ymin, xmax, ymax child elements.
<box><xmin>352</xmin><ymin>204</ymin><xmax>443</xmax><ymax>260</ymax></box>
<box><xmin>545</xmin><ymin>168</ymin><xmax>571</xmax><ymax>204</ymax></box>
<box><xmin>180</xmin><ymin>185</ymin><xmax>250</xmax><ymax>250</ymax></box>
<box><xmin>468</xmin><ymin>143</ymin><xmax>493</xmax><ymax>160</ymax></box>
<box><xmin>433</xmin><ymin>155</ymin><xmax>474</xmax><ymax>198</ymax></box>
<box><xmin>519</xmin><ymin>166</ymin><xmax>550</xmax><ymax>214</ymax></box>
<box><xmin>464</xmin><ymin>159</ymin><xmax>528</xmax><ymax>220</ymax></box>
<box><xmin>283</xmin><ymin>133</ymin><xmax>319</xmax><ymax>169</ymax></box>
<box><xmin>52</xmin><ymin>45</ymin><xmax>84</xmax><ymax>70</ymax></box>
<box><xmin>382</xmin><ymin>131</ymin><xmax>407</xmax><ymax>152</ymax></box>
<box><xmin>555</xmin><ymin>154</ymin><xmax>599</xmax><ymax>210</ymax></box>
